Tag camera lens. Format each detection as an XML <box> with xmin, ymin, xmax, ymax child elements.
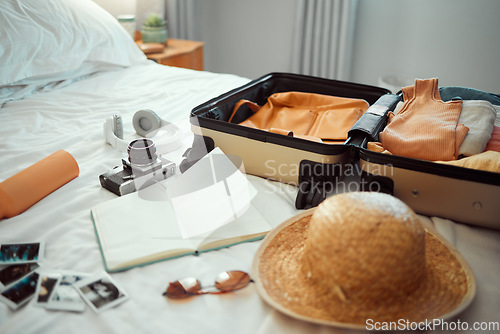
<box><xmin>127</xmin><ymin>139</ymin><xmax>157</xmax><ymax>166</ymax></box>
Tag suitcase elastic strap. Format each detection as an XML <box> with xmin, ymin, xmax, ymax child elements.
<box><xmin>228</xmin><ymin>99</ymin><xmax>261</xmax><ymax>123</ymax></box>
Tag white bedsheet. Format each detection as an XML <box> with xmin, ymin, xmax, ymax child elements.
<box><xmin>0</xmin><ymin>62</ymin><xmax>499</xmax><ymax>334</ymax></box>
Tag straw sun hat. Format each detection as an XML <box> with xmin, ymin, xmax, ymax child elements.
<box><xmin>252</xmin><ymin>192</ymin><xmax>475</xmax><ymax>329</ymax></box>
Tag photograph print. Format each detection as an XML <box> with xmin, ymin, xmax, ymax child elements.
<box><xmin>74</xmin><ymin>272</ymin><xmax>128</xmax><ymax>313</ymax></box>
<box><xmin>47</xmin><ymin>272</ymin><xmax>89</xmax><ymax>312</ymax></box>
<box><xmin>0</xmin><ymin>271</ymin><xmax>40</xmax><ymax>310</ymax></box>
<box><xmin>0</xmin><ymin>242</ymin><xmax>44</xmax><ymax>264</ymax></box>
<box><xmin>0</xmin><ymin>263</ymin><xmax>39</xmax><ymax>289</ymax></box>
<box><xmin>34</xmin><ymin>272</ymin><xmax>61</xmax><ymax>307</ymax></box>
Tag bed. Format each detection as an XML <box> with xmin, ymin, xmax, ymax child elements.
<box><xmin>0</xmin><ymin>1</ymin><xmax>499</xmax><ymax>333</ymax></box>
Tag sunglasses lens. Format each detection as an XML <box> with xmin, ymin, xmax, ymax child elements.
<box><xmin>215</xmin><ymin>271</ymin><xmax>251</xmax><ymax>292</ymax></box>
<box><xmin>165</xmin><ymin>277</ymin><xmax>201</xmax><ymax>299</ymax></box>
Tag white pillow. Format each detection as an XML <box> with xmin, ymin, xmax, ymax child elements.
<box><xmin>0</xmin><ymin>0</ymin><xmax>146</xmax><ymax>86</ymax></box>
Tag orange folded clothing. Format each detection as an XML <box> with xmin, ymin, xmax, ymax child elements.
<box><xmin>484</xmin><ymin>126</ymin><xmax>500</xmax><ymax>153</ymax></box>
<box><xmin>0</xmin><ymin>150</ymin><xmax>79</xmax><ymax>219</ymax></box>
<box><xmin>379</xmin><ymin>78</ymin><xmax>469</xmax><ymax>161</ymax></box>
<box><xmin>368</xmin><ymin>139</ymin><xmax>500</xmax><ymax>174</ymax></box>
<box><xmin>366</xmin><ymin>142</ymin><xmax>392</xmax><ymax>155</ymax></box>
<box><xmin>436</xmin><ymin>151</ymin><xmax>500</xmax><ymax>173</ymax></box>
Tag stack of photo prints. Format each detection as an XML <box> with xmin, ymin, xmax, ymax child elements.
<box><xmin>0</xmin><ymin>242</ymin><xmax>129</xmax><ymax>313</ymax></box>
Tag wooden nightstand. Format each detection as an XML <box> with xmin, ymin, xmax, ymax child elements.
<box><xmin>137</xmin><ymin>37</ymin><xmax>204</xmax><ymax>71</ymax></box>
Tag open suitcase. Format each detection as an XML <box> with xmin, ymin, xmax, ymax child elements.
<box><xmin>181</xmin><ymin>73</ymin><xmax>500</xmax><ymax>230</ymax></box>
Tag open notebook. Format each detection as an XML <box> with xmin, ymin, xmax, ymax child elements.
<box><xmin>91</xmin><ymin>148</ymin><xmax>271</xmax><ymax>272</ymax></box>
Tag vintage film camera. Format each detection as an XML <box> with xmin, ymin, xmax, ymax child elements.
<box><xmin>100</xmin><ymin>138</ymin><xmax>175</xmax><ymax>196</ymax></box>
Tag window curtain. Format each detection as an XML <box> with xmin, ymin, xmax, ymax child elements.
<box><xmin>165</xmin><ymin>0</ymin><xmax>200</xmax><ymax>41</ymax></box>
<box><xmin>291</xmin><ymin>0</ymin><xmax>359</xmax><ymax>81</ymax></box>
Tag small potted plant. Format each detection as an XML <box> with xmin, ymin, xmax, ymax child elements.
<box><xmin>141</xmin><ymin>14</ymin><xmax>168</xmax><ymax>44</ymax></box>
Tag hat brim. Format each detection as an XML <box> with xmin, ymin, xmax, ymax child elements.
<box><xmin>252</xmin><ymin>209</ymin><xmax>476</xmax><ymax>329</ymax></box>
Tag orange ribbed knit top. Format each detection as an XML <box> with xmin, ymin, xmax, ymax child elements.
<box><xmin>379</xmin><ymin>78</ymin><xmax>469</xmax><ymax>161</ymax></box>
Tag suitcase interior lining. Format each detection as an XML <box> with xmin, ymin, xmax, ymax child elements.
<box><xmin>190</xmin><ymin>73</ymin><xmax>390</xmax><ymax>155</ymax></box>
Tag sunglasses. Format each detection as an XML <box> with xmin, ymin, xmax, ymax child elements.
<box><xmin>163</xmin><ymin>270</ymin><xmax>253</xmax><ymax>299</ymax></box>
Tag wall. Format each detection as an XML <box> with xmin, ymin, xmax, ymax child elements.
<box><xmin>197</xmin><ymin>0</ymin><xmax>297</xmax><ymax>80</ymax></box>
<box><xmin>94</xmin><ymin>0</ymin><xmax>500</xmax><ymax>92</ymax></box>
<box><xmin>351</xmin><ymin>0</ymin><xmax>500</xmax><ymax>92</ymax></box>
<box><xmin>199</xmin><ymin>0</ymin><xmax>500</xmax><ymax>92</ymax></box>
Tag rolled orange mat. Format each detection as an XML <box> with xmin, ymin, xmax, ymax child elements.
<box><xmin>0</xmin><ymin>150</ymin><xmax>79</xmax><ymax>219</ymax></box>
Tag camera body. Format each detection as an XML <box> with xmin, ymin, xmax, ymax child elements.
<box><xmin>100</xmin><ymin>138</ymin><xmax>175</xmax><ymax>196</ymax></box>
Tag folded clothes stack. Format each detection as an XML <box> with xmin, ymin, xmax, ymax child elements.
<box><xmin>368</xmin><ymin>78</ymin><xmax>500</xmax><ymax>173</ymax></box>
<box><xmin>390</xmin><ymin>97</ymin><xmax>498</xmax><ymax>157</ymax></box>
